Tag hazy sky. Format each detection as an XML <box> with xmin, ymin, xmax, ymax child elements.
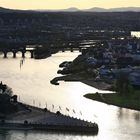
<box><xmin>0</xmin><ymin>0</ymin><xmax>140</xmax><ymax>10</ymax></box>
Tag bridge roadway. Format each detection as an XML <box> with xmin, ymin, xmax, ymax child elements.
<box><xmin>50</xmin><ymin>47</ymin><xmax>83</xmax><ymax>53</ymax></box>
<box><xmin>0</xmin><ymin>46</ymin><xmax>88</xmax><ymax>58</ymax></box>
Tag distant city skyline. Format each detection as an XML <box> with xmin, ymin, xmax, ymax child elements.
<box><xmin>0</xmin><ymin>0</ymin><xmax>140</xmax><ymax>10</ymax></box>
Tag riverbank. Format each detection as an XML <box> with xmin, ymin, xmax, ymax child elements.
<box><xmin>0</xmin><ymin>122</ymin><xmax>98</xmax><ymax>135</ymax></box>
<box><xmin>84</xmin><ymin>92</ymin><xmax>140</xmax><ymax>111</ymax></box>
<box><xmin>51</xmin><ymin>72</ymin><xmax>111</xmax><ymax>90</ymax></box>
<box><xmin>54</xmin><ymin>52</ymin><xmax>140</xmax><ymax>112</ymax></box>
<box><xmin>0</xmin><ymin>102</ymin><xmax>98</xmax><ymax>135</ymax></box>
<box><xmin>51</xmin><ymin>73</ymin><xmax>140</xmax><ymax>111</ymax></box>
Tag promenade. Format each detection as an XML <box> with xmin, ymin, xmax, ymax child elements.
<box><xmin>1</xmin><ymin>104</ymin><xmax>98</xmax><ymax>135</ymax></box>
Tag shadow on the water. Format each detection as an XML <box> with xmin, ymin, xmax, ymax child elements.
<box><xmin>0</xmin><ymin>130</ymin><xmax>10</xmax><ymax>140</ymax></box>
<box><xmin>13</xmin><ymin>129</ymin><xmax>98</xmax><ymax>136</ymax></box>
<box><xmin>117</xmin><ymin>108</ymin><xmax>140</xmax><ymax>121</ymax></box>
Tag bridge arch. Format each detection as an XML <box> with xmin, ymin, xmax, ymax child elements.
<box><xmin>6</xmin><ymin>51</ymin><xmax>14</xmax><ymax>58</ymax></box>
<box><xmin>0</xmin><ymin>48</ymin><xmax>35</xmax><ymax>59</ymax></box>
<box><xmin>25</xmin><ymin>50</ymin><xmax>34</xmax><ymax>58</ymax></box>
<box><xmin>16</xmin><ymin>51</ymin><xmax>22</xmax><ymax>58</ymax></box>
<box><xmin>0</xmin><ymin>51</ymin><xmax>4</xmax><ymax>58</ymax></box>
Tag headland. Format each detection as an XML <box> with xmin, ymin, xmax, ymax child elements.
<box><xmin>0</xmin><ymin>82</ymin><xmax>98</xmax><ymax>135</ymax></box>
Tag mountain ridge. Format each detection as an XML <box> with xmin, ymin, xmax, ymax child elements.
<box><xmin>0</xmin><ymin>6</ymin><xmax>140</xmax><ymax>12</ymax></box>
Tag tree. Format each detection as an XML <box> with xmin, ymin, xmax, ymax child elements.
<box><xmin>115</xmin><ymin>72</ymin><xmax>130</xmax><ymax>95</ymax></box>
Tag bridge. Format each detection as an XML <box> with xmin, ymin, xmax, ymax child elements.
<box><xmin>50</xmin><ymin>47</ymin><xmax>83</xmax><ymax>53</ymax></box>
<box><xmin>0</xmin><ymin>45</ymin><xmax>90</xmax><ymax>59</ymax></box>
<box><xmin>0</xmin><ymin>48</ymin><xmax>35</xmax><ymax>58</ymax></box>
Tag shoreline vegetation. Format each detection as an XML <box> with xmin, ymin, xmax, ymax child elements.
<box><xmin>84</xmin><ymin>92</ymin><xmax>140</xmax><ymax>111</ymax></box>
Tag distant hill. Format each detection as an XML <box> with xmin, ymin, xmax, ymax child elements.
<box><xmin>85</xmin><ymin>7</ymin><xmax>107</xmax><ymax>12</ymax></box>
<box><xmin>63</xmin><ymin>7</ymin><xmax>80</xmax><ymax>12</ymax></box>
<box><xmin>36</xmin><ymin>7</ymin><xmax>80</xmax><ymax>12</ymax></box>
<box><xmin>108</xmin><ymin>7</ymin><xmax>140</xmax><ymax>12</ymax></box>
<box><xmin>0</xmin><ymin>6</ymin><xmax>140</xmax><ymax>13</ymax></box>
<box><xmin>37</xmin><ymin>7</ymin><xmax>140</xmax><ymax>12</ymax></box>
<box><xmin>0</xmin><ymin>7</ymin><xmax>26</xmax><ymax>13</ymax></box>
<box><xmin>84</xmin><ymin>7</ymin><xmax>140</xmax><ymax>12</ymax></box>
<box><xmin>0</xmin><ymin>7</ymin><xmax>12</xmax><ymax>12</ymax></box>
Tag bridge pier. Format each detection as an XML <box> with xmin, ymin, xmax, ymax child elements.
<box><xmin>79</xmin><ymin>48</ymin><xmax>82</xmax><ymax>52</ymax></box>
<box><xmin>13</xmin><ymin>52</ymin><xmax>16</xmax><ymax>58</ymax></box>
<box><xmin>30</xmin><ymin>51</ymin><xmax>34</xmax><ymax>58</ymax></box>
<box><xmin>4</xmin><ymin>52</ymin><xmax>7</xmax><ymax>58</ymax></box>
<box><xmin>0</xmin><ymin>48</ymin><xmax>35</xmax><ymax>59</ymax></box>
<box><xmin>22</xmin><ymin>52</ymin><xmax>25</xmax><ymax>58</ymax></box>
<box><xmin>70</xmin><ymin>48</ymin><xmax>73</xmax><ymax>52</ymax></box>
<box><xmin>62</xmin><ymin>48</ymin><xmax>65</xmax><ymax>52</ymax></box>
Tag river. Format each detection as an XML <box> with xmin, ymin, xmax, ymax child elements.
<box><xmin>0</xmin><ymin>52</ymin><xmax>140</xmax><ymax>140</ymax></box>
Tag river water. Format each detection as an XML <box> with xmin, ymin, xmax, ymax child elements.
<box><xmin>0</xmin><ymin>52</ymin><xmax>140</xmax><ymax>140</ymax></box>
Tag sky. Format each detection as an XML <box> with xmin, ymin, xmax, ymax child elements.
<box><xmin>0</xmin><ymin>0</ymin><xmax>140</xmax><ymax>10</ymax></box>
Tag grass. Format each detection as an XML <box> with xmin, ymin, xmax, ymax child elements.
<box><xmin>84</xmin><ymin>91</ymin><xmax>140</xmax><ymax>111</ymax></box>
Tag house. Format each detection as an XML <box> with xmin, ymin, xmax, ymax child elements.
<box><xmin>131</xmin><ymin>52</ymin><xmax>140</xmax><ymax>61</ymax></box>
<box><xmin>129</xmin><ymin>71</ymin><xmax>140</xmax><ymax>86</ymax></box>
<box><xmin>116</xmin><ymin>57</ymin><xmax>133</xmax><ymax>66</ymax></box>
<box><xmin>86</xmin><ymin>57</ymin><xmax>97</xmax><ymax>67</ymax></box>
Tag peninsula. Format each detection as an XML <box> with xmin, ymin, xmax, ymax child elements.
<box><xmin>51</xmin><ymin>36</ymin><xmax>140</xmax><ymax>111</ymax></box>
<box><xmin>0</xmin><ymin>82</ymin><xmax>98</xmax><ymax>135</ymax></box>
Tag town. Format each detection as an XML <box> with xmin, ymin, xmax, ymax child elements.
<box><xmin>53</xmin><ymin>35</ymin><xmax>140</xmax><ymax>110</ymax></box>
<box><xmin>57</xmin><ymin>36</ymin><xmax>140</xmax><ymax>87</ymax></box>
<box><xmin>0</xmin><ymin>5</ymin><xmax>140</xmax><ymax>139</ymax></box>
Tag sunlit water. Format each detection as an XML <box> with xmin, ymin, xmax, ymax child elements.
<box><xmin>131</xmin><ymin>31</ymin><xmax>140</xmax><ymax>38</ymax></box>
<box><xmin>0</xmin><ymin>52</ymin><xmax>140</xmax><ymax>140</ymax></box>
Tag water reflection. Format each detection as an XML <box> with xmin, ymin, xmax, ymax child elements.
<box><xmin>131</xmin><ymin>31</ymin><xmax>140</xmax><ymax>38</ymax></box>
<box><xmin>134</xmin><ymin>112</ymin><xmax>140</xmax><ymax>120</ymax></box>
<box><xmin>0</xmin><ymin>130</ymin><xmax>9</xmax><ymax>140</ymax></box>
<box><xmin>7</xmin><ymin>52</ymin><xmax>13</xmax><ymax>58</ymax></box>
<box><xmin>0</xmin><ymin>130</ymin><xmax>98</xmax><ymax>140</ymax></box>
<box><xmin>0</xmin><ymin>53</ymin><xmax>4</xmax><ymax>58</ymax></box>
